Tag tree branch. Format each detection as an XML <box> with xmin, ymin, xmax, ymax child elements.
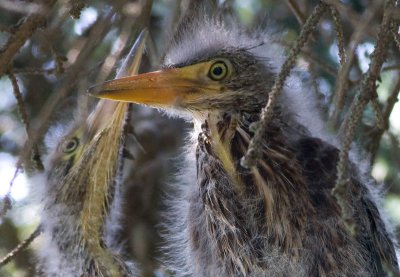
<box><xmin>330</xmin><ymin>2</ymin><xmax>380</xmax><ymax>125</ymax></box>
<box><xmin>242</xmin><ymin>2</ymin><xmax>328</xmax><ymax>168</ymax></box>
<box><xmin>332</xmin><ymin>0</ymin><xmax>397</xmax><ymax>235</ymax></box>
<box><xmin>0</xmin><ymin>0</ymin><xmax>57</xmax><ymax>78</ymax></box>
<box><xmin>0</xmin><ymin>226</ymin><xmax>41</xmax><ymax>268</ymax></box>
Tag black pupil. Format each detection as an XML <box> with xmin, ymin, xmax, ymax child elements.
<box><xmin>64</xmin><ymin>138</ymin><xmax>78</xmax><ymax>152</ymax></box>
<box><xmin>66</xmin><ymin>141</ymin><xmax>76</xmax><ymax>150</ymax></box>
<box><xmin>212</xmin><ymin>66</ymin><xmax>223</xmax><ymax>76</ymax></box>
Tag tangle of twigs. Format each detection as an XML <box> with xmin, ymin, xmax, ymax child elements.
<box><xmin>332</xmin><ymin>0</ymin><xmax>397</xmax><ymax>235</ymax></box>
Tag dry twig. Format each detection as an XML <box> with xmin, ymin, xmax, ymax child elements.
<box><xmin>285</xmin><ymin>0</ymin><xmax>306</xmax><ymax>26</ymax></box>
<box><xmin>242</xmin><ymin>2</ymin><xmax>328</xmax><ymax>168</ymax></box>
<box><xmin>12</xmin><ymin>67</ymin><xmax>59</xmax><ymax>75</ymax></box>
<box><xmin>0</xmin><ymin>72</ymin><xmax>44</xmax><ymax>220</ymax></box>
<box><xmin>0</xmin><ymin>226</ymin><xmax>42</xmax><ymax>268</ymax></box>
<box><xmin>19</xmin><ymin>9</ymin><xmax>115</xmax><ymax>168</ymax></box>
<box><xmin>7</xmin><ymin>72</ymin><xmax>44</xmax><ymax>170</ymax></box>
<box><xmin>332</xmin><ymin>0</ymin><xmax>397</xmax><ymax>235</ymax></box>
<box><xmin>329</xmin><ymin>7</ymin><xmax>346</xmax><ymax>66</ymax></box>
<box><xmin>322</xmin><ymin>0</ymin><xmax>379</xmax><ymax>37</ymax></box>
<box><xmin>0</xmin><ymin>0</ymin><xmax>57</xmax><ymax>78</ymax></box>
<box><xmin>330</xmin><ymin>2</ymin><xmax>380</xmax><ymax>125</ymax></box>
<box><xmin>366</xmin><ymin>76</ymin><xmax>400</xmax><ymax>163</ymax></box>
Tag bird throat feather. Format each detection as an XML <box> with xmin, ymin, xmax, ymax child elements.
<box><xmin>194</xmin><ymin>112</ymin><xmax>314</xmax><ymax>275</ymax></box>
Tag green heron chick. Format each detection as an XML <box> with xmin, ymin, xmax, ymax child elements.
<box><xmin>33</xmin><ymin>32</ymin><xmax>147</xmax><ymax>276</ymax></box>
<box><xmin>90</xmin><ymin>19</ymin><xmax>399</xmax><ymax>276</ymax></box>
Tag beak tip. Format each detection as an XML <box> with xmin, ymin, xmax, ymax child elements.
<box><xmin>87</xmin><ymin>85</ymin><xmax>104</xmax><ymax>98</ymax></box>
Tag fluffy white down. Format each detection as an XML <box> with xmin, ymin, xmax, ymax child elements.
<box><xmin>161</xmin><ymin>16</ymin><xmax>399</xmax><ymax>274</ymax></box>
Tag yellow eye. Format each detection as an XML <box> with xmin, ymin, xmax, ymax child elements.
<box><xmin>62</xmin><ymin>137</ymin><xmax>79</xmax><ymax>153</ymax></box>
<box><xmin>208</xmin><ymin>61</ymin><xmax>229</xmax><ymax>81</ymax></box>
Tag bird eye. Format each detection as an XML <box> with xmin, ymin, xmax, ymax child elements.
<box><xmin>62</xmin><ymin>137</ymin><xmax>79</xmax><ymax>153</ymax></box>
<box><xmin>208</xmin><ymin>61</ymin><xmax>229</xmax><ymax>81</ymax></box>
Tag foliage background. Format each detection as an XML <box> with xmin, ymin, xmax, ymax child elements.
<box><xmin>0</xmin><ymin>0</ymin><xmax>399</xmax><ymax>276</ymax></box>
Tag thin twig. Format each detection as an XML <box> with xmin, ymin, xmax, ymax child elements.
<box><xmin>301</xmin><ymin>49</ymin><xmax>339</xmax><ymax>78</ymax></box>
<box><xmin>7</xmin><ymin>72</ymin><xmax>30</xmax><ymax>133</ymax></box>
<box><xmin>332</xmin><ymin>0</ymin><xmax>397</xmax><ymax>234</ymax></box>
<box><xmin>280</xmin><ymin>39</ymin><xmax>339</xmax><ymax>78</ymax></box>
<box><xmin>382</xmin><ymin>65</ymin><xmax>400</xmax><ymax>71</ymax></box>
<box><xmin>330</xmin><ymin>2</ymin><xmax>379</xmax><ymax>125</ymax></box>
<box><xmin>94</xmin><ymin>19</ymin><xmax>136</xmax><ymax>85</ymax></box>
<box><xmin>7</xmin><ymin>72</ymin><xmax>44</xmax><ymax>170</ymax></box>
<box><xmin>0</xmin><ymin>226</ymin><xmax>42</xmax><ymax>268</ymax></box>
<box><xmin>12</xmin><ymin>67</ymin><xmax>59</xmax><ymax>75</ymax></box>
<box><xmin>371</xmin><ymin>98</ymin><xmax>384</xmax><ymax>130</ymax></box>
<box><xmin>69</xmin><ymin>0</ymin><xmax>86</xmax><ymax>19</ymax></box>
<box><xmin>1</xmin><ymin>72</ymin><xmax>43</xmax><ymax>219</ymax></box>
<box><xmin>322</xmin><ymin>0</ymin><xmax>379</xmax><ymax>37</ymax></box>
<box><xmin>0</xmin><ymin>1</ymin><xmax>46</xmax><ymax>15</ymax></box>
<box><xmin>0</xmin><ymin>0</ymin><xmax>57</xmax><ymax>78</ymax></box>
<box><xmin>50</xmin><ymin>45</ymin><xmax>65</xmax><ymax>75</ymax></box>
<box><xmin>285</xmin><ymin>0</ymin><xmax>306</xmax><ymax>25</ymax></box>
<box><xmin>241</xmin><ymin>2</ymin><xmax>328</xmax><ymax>168</ymax></box>
<box><xmin>20</xmin><ymin>9</ymin><xmax>115</xmax><ymax>169</ymax></box>
<box><xmin>329</xmin><ymin>7</ymin><xmax>346</xmax><ymax>66</ymax></box>
<box><xmin>366</xmin><ymin>76</ymin><xmax>400</xmax><ymax>163</ymax></box>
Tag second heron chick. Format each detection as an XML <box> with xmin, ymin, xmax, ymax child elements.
<box><xmin>32</xmin><ymin>32</ymin><xmax>147</xmax><ymax>277</ymax></box>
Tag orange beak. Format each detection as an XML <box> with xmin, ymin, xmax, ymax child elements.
<box><xmin>88</xmin><ymin>62</ymin><xmax>225</xmax><ymax>108</ymax></box>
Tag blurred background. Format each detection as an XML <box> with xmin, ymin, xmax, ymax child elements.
<box><xmin>0</xmin><ymin>0</ymin><xmax>399</xmax><ymax>276</ymax></box>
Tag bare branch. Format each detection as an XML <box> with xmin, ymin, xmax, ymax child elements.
<box><xmin>7</xmin><ymin>72</ymin><xmax>44</xmax><ymax>170</ymax></box>
<box><xmin>330</xmin><ymin>2</ymin><xmax>380</xmax><ymax>125</ymax></box>
<box><xmin>0</xmin><ymin>226</ymin><xmax>42</xmax><ymax>268</ymax></box>
<box><xmin>332</xmin><ymin>0</ymin><xmax>397</xmax><ymax>234</ymax></box>
<box><xmin>322</xmin><ymin>0</ymin><xmax>379</xmax><ymax>36</ymax></box>
<box><xmin>371</xmin><ymin>98</ymin><xmax>384</xmax><ymax>130</ymax></box>
<box><xmin>12</xmin><ymin>67</ymin><xmax>59</xmax><ymax>75</ymax></box>
<box><xmin>242</xmin><ymin>2</ymin><xmax>328</xmax><ymax>168</ymax></box>
<box><xmin>0</xmin><ymin>0</ymin><xmax>57</xmax><ymax>78</ymax></box>
<box><xmin>366</xmin><ymin>76</ymin><xmax>400</xmax><ymax>163</ymax></box>
<box><xmin>0</xmin><ymin>1</ymin><xmax>47</xmax><ymax>15</ymax></box>
<box><xmin>329</xmin><ymin>7</ymin><xmax>346</xmax><ymax>66</ymax></box>
<box><xmin>302</xmin><ymin>48</ymin><xmax>339</xmax><ymax>78</ymax></box>
<box><xmin>383</xmin><ymin>65</ymin><xmax>400</xmax><ymax>71</ymax></box>
<box><xmin>19</xmin><ymin>9</ymin><xmax>116</xmax><ymax>168</ymax></box>
<box><xmin>285</xmin><ymin>0</ymin><xmax>306</xmax><ymax>26</ymax></box>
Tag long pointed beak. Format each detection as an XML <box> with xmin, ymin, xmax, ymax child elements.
<box><xmin>87</xmin><ymin>30</ymin><xmax>148</xmax><ymax>136</ymax></box>
<box><xmin>89</xmin><ymin>69</ymin><xmax>195</xmax><ymax>107</ymax></box>
<box><xmin>88</xmin><ymin>63</ymin><xmax>224</xmax><ymax>108</ymax></box>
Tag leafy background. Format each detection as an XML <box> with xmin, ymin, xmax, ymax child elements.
<box><xmin>0</xmin><ymin>0</ymin><xmax>399</xmax><ymax>276</ymax></box>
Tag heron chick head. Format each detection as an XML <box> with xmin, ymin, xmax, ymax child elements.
<box><xmin>89</xmin><ymin>19</ymin><xmax>281</xmax><ymax>117</ymax></box>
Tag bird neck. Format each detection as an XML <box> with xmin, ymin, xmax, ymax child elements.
<box><xmin>41</xmin><ymin>104</ymin><xmax>130</xmax><ymax>276</ymax></box>
<box><xmin>197</xmin><ymin>112</ymin><xmax>241</xmax><ymax>188</ymax></box>
<box><xmin>191</xmin><ymin>110</ymin><xmax>314</xmax><ymax>274</ymax></box>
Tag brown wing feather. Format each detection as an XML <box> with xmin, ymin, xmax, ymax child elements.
<box><xmin>294</xmin><ymin>137</ymin><xmax>399</xmax><ymax>276</ymax></box>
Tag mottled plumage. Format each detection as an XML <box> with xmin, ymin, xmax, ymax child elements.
<box><xmin>34</xmin><ymin>102</ymin><xmax>135</xmax><ymax>276</ymax></box>
<box><xmin>32</xmin><ymin>31</ymin><xmax>148</xmax><ymax>276</ymax></box>
<box><xmin>91</xmin><ymin>16</ymin><xmax>399</xmax><ymax>277</ymax></box>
